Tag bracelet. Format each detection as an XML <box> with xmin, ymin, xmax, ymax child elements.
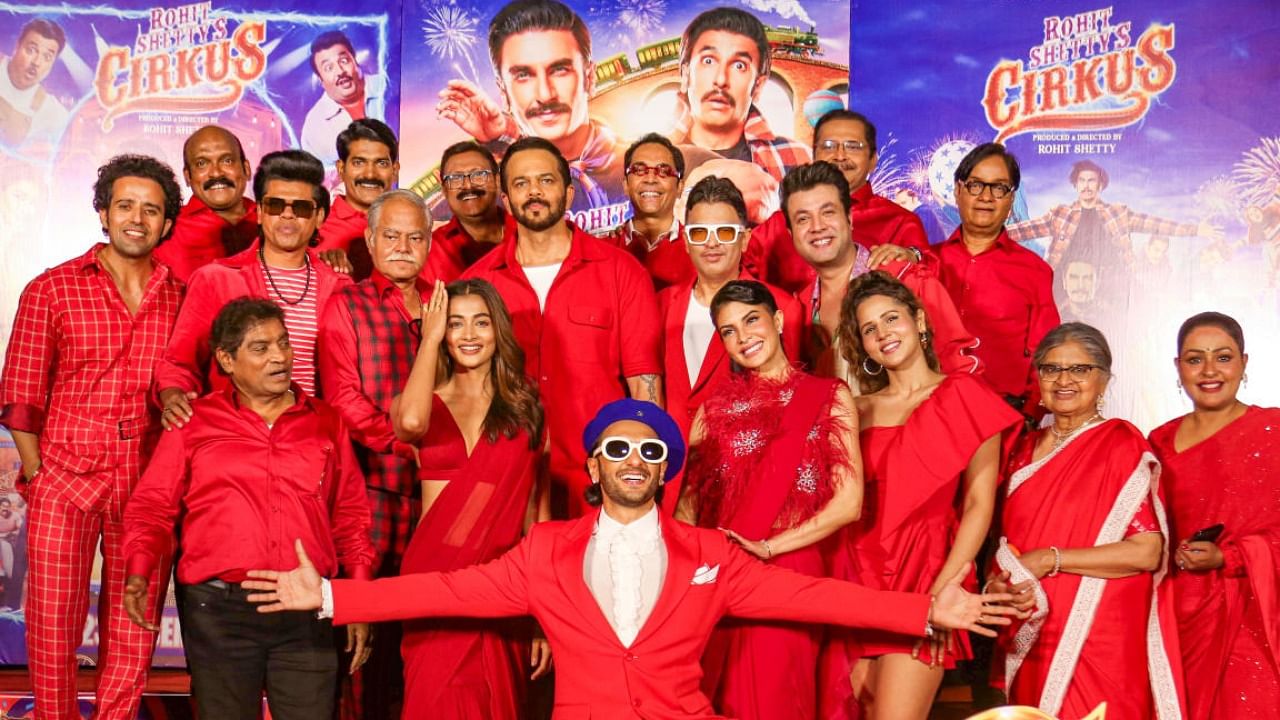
<box><xmin>760</xmin><ymin>539</ymin><xmax>773</xmax><ymax>560</ymax></box>
<box><xmin>1047</xmin><ymin>546</ymin><xmax>1062</xmax><ymax>577</ymax></box>
<box><xmin>907</xmin><ymin>246</ymin><xmax>924</xmax><ymax>263</ymax></box>
<box><xmin>925</xmin><ymin>594</ymin><xmax>936</xmax><ymax>637</ymax></box>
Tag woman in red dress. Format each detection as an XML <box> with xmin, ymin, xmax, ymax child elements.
<box><xmin>821</xmin><ymin>271</ymin><xmax>1021</xmax><ymax>720</ymax></box>
<box><xmin>988</xmin><ymin>322</ymin><xmax>1184</xmax><ymax>720</ymax></box>
<box><xmin>1150</xmin><ymin>312</ymin><xmax>1279</xmax><ymax>719</ymax></box>
<box><xmin>392</xmin><ymin>278</ymin><xmax>550</xmax><ymax>719</ymax></box>
<box><xmin>675</xmin><ymin>279</ymin><xmax>861</xmax><ymax>720</ymax></box>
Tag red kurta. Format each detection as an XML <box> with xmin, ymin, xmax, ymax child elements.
<box><xmin>1150</xmin><ymin>406</ymin><xmax>1280</xmax><ymax>720</ymax></box>
<box><xmin>399</xmin><ymin>395</ymin><xmax>540</xmax><ymax>719</ymax></box>
<box><xmin>998</xmin><ymin>420</ymin><xmax>1185</xmax><ymax>720</ymax></box>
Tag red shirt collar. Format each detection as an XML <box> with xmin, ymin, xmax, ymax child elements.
<box><xmin>943</xmin><ymin>226</ymin><xmax>1015</xmax><ymax>252</ymax></box>
<box><xmin>850</xmin><ymin>182</ymin><xmax>875</xmax><ymax>207</ymax></box>
<box><xmin>494</xmin><ymin>221</ymin><xmax>605</xmax><ymax>270</ymax></box>
<box><xmin>369</xmin><ymin>268</ymin><xmax>431</xmax><ymax>298</ymax></box>
<box><xmin>74</xmin><ymin>242</ymin><xmax>172</xmax><ymax>280</ymax></box>
<box><xmin>181</xmin><ymin>194</ymin><xmax>257</xmax><ymax>221</ymax></box>
<box><xmin>330</xmin><ymin>194</ymin><xmax>366</xmax><ymax>222</ymax></box>
<box><xmin>222</xmin><ymin>382</ymin><xmax>316</xmax><ymax>415</ymax></box>
<box><xmin>440</xmin><ymin>207</ymin><xmax>509</xmax><ymax>240</ymax></box>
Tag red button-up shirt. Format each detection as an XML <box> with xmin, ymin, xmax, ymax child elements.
<box><xmin>427</xmin><ymin>210</ymin><xmax>513</xmax><ymax>282</ymax></box>
<box><xmin>123</xmin><ymin>386</ymin><xmax>374</xmax><ymax>585</ymax></box>
<box><xmin>935</xmin><ymin>228</ymin><xmax>1060</xmax><ymax>400</ymax></box>
<box><xmin>595</xmin><ymin>217</ymin><xmax>695</xmax><ymax>292</ymax></box>
<box><xmin>745</xmin><ymin>183</ymin><xmax>931</xmax><ymax>294</ymax></box>
<box><xmin>0</xmin><ymin>245</ymin><xmax>184</xmax><ymax>511</ymax></box>
<box><xmin>316</xmin><ymin>195</ymin><xmax>373</xmax><ymax>281</ymax></box>
<box><xmin>462</xmin><ymin>224</ymin><xmax>662</xmax><ymax>517</ymax></box>
<box><xmin>154</xmin><ymin>196</ymin><xmax>259</xmax><ymax>284</ymax></box>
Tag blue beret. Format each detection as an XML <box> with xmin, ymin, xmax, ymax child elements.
<box><xmin>582</xmin><ymin>399</ymin><xmax>686</xmax><ymax>481</ymax></box>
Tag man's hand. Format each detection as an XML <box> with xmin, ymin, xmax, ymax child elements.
<box><xmin>867</xmin><ymin>243</ymin><xmax>918</xmax><ymax>269</ymax></box>
<box><xmin>123</xmin><ymin>574</ymin><xmax>158</xmax><ymax>631</ymax></box>
<box><xmin>318</xmin><ymin>249</ymin><xmax>353</xmax><ymax>275</ymax></box>
<box><xmin>159</xmin><ymin>387</ymin><xmax>197</xmax><ymax>430</ymax></box>
<box><xmin>1176</xmin><ymin>540</ymin><xmax>1224</xmax><ymax>572</ymax></box>
<box><xmin>345</xmin><ymin>623</ymin><xmax>373</xmax><ymax>675</ymax></box>
<box><xmin>243</xmin><ymin>539</ymin><xmax>324</xmax><ymax>612</ymax></box>
<box><xmin>929</xmin><ymin>563</ymin><xmax>1020</xmax><ymax>637</ymax></box>
<box><xmin>1198</xmin><ymin>219</ymin><xmax>1224</xmax><ymax>241</ymax></box>
<box><xmin>530</xmin><ymin>637</ymin><xmax>552</xmax><ymax>680</ymax></box>
<box><xmin>436</xmin><ymin>79</ymin><xmax>513</xmax><ymax>143</ymax></box>
<box><xmin>679</xmin><ymin>160</ymin><xmax>779</xmax><ymax>225</ymax></box>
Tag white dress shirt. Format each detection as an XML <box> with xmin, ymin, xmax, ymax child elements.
<box><xmin>584</xmin><ymin>505</ymin><xmax>667</xmax><ymax>647</ymax></box>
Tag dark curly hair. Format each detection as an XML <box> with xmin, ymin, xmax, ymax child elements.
<box><xmin>839</xmin><ymin>271</ymin><xmax>939</xmax><ymax>394</ymax></box>
<box><xmin>92</xmin><ymin>154</ymin><xmax>182</xmax><ymax>240</ymax></box>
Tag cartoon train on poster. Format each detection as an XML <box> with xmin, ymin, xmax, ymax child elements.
<box><xmin>594</xmin><ymin>24</ymin><xmax>821</xmax><ymax>88</ymax></box>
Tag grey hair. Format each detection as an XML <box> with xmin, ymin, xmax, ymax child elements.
<box><xmin>367</xmin><ymin>189</ymin><xmax>430</xmax><ymax>232</ymax></box>
<box><xmin>1032</xmin><ymin>322</ymin><xmax>1113</xmax><ymax>374</ymax></box>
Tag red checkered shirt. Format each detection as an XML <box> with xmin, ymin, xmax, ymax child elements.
<box><xmin>668</xmin><ymin>100</ymin><xmax>811</xmax><ymax>182</ymax></box>
<box><xmin>1006</xmin><ymin>200</ymin><xmax>1199</xmax><ymax>269</ymax></box>
<box><xmin>0</xmin><ymin>244</ymin><xmax>184</xmax><ymax>511</ymax></box>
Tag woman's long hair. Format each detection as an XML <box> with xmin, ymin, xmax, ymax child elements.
<box><xmin>838</xmin><ymin>270</ymin><xmax>939</xmax><ymax>394</ymax></box>
<box><xmin>439</xmin><ymin>278</ymin><xmax>544</xmax><ymax>448</ymax></box>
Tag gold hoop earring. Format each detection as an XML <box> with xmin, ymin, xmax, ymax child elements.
<box><xmin>862</xmin><ymin>357</ymin><xmax>883</xmax><ymax>376</ymax></box>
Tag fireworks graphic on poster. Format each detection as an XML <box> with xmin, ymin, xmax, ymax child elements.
<box><xmin>588</xmin><ymin>0</ymin><xmax>668</xmax><ymax>50</ymax></box>
<box><xmin>1195</xmin><ymin>175</ymin><xmax>1242</xmax><ymax>223</ymax></box>
<box><xmin>422</xmin><ymin>1</ymin><xmax>482</xmax><ymax>84</ymax></box>
<box><xmin>1232</xmin><ymin>137</ymin><xmax>1280</xmax><ymax>209</ymax></box>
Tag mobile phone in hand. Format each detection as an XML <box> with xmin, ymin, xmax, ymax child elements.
<box><xmin>1189</xmin><ymin>523</ymin><xmax>1225</xmax><ymax>543</ymax></box>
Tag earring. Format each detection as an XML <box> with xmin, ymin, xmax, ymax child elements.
<box><xmin>1096</xmin><ymin>395</ymin><xmax>1105</xmax><ymax>412</ymax></box>
<box><xmin>1243</xmin><ymin>373</ymin><xmax>1249</xmax><ymax>388</ymax></box>
<box><xmin>1176</xmin><ymin>379</ymin><xmax>1182</xmax><ymax>390</ymax></box>
<box><xmin>920</xmin><ymin>330</ymin><xmax>931</xmax><ymax>348</ymax></box>
<box><xmin>862</xmin><ymin>357</ymin><xmax>884</xmax><ymax>376</ymax></box>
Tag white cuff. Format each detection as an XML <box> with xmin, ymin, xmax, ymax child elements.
<box><xmin>317</xmin><ymin>578</ymin><xmax>334</xmax><ymax>620</ymax></box>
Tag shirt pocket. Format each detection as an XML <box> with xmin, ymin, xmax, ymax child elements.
<box><xmin>565</xmin><ymin>305</ymin><xmax>616</xmax><ymax>364</ymax></box>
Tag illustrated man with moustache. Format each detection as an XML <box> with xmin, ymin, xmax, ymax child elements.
<box><xmin>428</xmin><ymin>141</ymin><xmax>510</xmax><ymax>282</ymax></box>
<box><xmin>155</xmin><ymin>125</ymin><xmax>259</xmax><ymax>283</ymax></box>
<box><xmin>301</xmin><ymin>31</ymin><xmax>389</xmax><ymax>170</ymax></box>
<box><xmin>316</xmin><ymin>118</ymin><xmax>401</xmax><ymax>281</ymax></box>
<box><xmin>0</xmin><ymin>18</ymin><xmax>69</xmax><ymax>153</ymax></box>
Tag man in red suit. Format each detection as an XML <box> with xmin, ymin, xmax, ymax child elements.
<box><xmin>245</xmin><ymin>399</ymin><xmax>1016</xmax><ymax>718</ymax></box>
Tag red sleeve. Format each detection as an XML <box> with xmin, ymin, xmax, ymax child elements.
<box><xmin>1024</xmin><ymin>264</ymin><xmax>1062</xmax><ymax>399</ymax></box>
<box><xmin>1125</xmin><ymin>497</ymin><xmax>1160</xmax><ymax>536</ymax></box>
<box><xmin>896</xmin><ymin>263</ymin><xmax>983</xmax><ymax>376</ymax></box>
<box><xmin>123</xmin><ymin>427</ymin><xmax>189</xmax><ymax>578</ymax></box>
<box><xmin>317</xmin><ymin>297</ymin><xmax>397</xmax><ymax>454</ymax></box>
<box><xmin>892</xmin><ymin>211</ymin><xmax>931</xmax><ymax>253</ymax></box>
<box><xmin>328</xmin><ymin>418</ymin><xmax>375</xmax><ymax>580</ymax></box>
<box><xmin>777</xmin><ymin>291</ymin><xmax>804</xmax><ymax>362</ymax></box>
<box><xmin>155</xmin><ymin>269</ymin><xmax>220</xmax><ymax>396</ymax></box>
<box><xmin>0</xmin><ymin>275</ymin><xmax>56</xmax><ymax>434</ymax></box>
<box><xmin>616</xmin><ymin>256</ymin><xmax>663</xmax><ymax>379</ymax></box>
<box><xmin>331</xmin><ymin>534</ymin><xmax>531</xmax><ymax>625</ymax></box>
<box><xmin>742</xmin><ymin>210</ymin><xmax>787</xmax><ymax>284</ymax></box>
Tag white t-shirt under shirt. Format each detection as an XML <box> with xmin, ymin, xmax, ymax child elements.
<box><xmin>683</xmin><ymin>290</ymin><xmax>717</xmax><ymax>386</ymax></box>
<box><xmin>261</xmin><ymin>263</ymin><xmax>319</xmax><ymax>396</ymax></box>
<box><xmin>523</xmin><ymin>262</ymin><xmax>563</xmax><ymax>311</ymax></box>
<box><xmin>0</xmin><ymin>56</ymin><xmax>70</xmax><ymax>154</ymax></box>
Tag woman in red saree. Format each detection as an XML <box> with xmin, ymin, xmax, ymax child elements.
<box><xmin>1150</xmin><ymin>311</ymin><xmax>1279</xmax><ymax>719</ymax></box>
<box><xmin>821</xmin><ymin>271</ymin><xmax>1021</xmax><ymax>720</ymax></box>
<box><xmin>675</xmin><ymin>279</ymin><xmax>861</xmax><ymax>720</ymax></box>
<box><xmin>392</xmin><ymin>278</ymin><xmax>550</xmax><ymax>719</ymax></box>
<box><xmin>988</xmin><ymin>322</ymin><xmax>1184</xmax><ymax>720</ymax></box>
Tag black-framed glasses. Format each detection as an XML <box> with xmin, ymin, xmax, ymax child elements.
<box><xmin>960</xmin><ymin>179</ymin><xmax>1015</xmax><ymax>199</ymax></box>
<box><xmin>685</xmin><ymin>223</ymin><xmax>743</xmax><ymax>246</ymax></box>
<box><xmin>626</xmin><ymin>162</ymin><xmax>680</xmax><ymax>179</ymax></box>
<box><xmin>817</xmin><ymin>139</ymin><xmax>868</xmax><ymax>154</ymax></box>
<box><xmin>1037</xmin><ymin>363</ymin><xmax>1101</xmax><ymax>381</ymax></box>
<box><xmin>261</xmin><ymin>197</ymin><xmax>318</xmax><ymax>219</ymax></box>
<box><xmin>442</xmin><ymin>170</ymin><xmax>493</xmax><ymax>189</ymax></box>
<box><xmin>594</xmin><ymin>436</ymin><xmax>668</xmax><ymax>464</ymax></box>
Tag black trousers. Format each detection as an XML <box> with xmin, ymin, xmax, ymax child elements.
<box><xmin>179</xmin><ymin>580</ymin><xmax>337</xmax><ymax>720</ymax></box>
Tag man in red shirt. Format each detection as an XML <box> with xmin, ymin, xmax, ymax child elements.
<box><xmin>596</xmin><ymin>133</ymin><xmax>695</xmax><ymax>291</ymax></box>
<box><xmin>0</xmin><ymin>154</ymin><xmax>184</xmax><ymax>720</ymax></box>
<box><xmin>428</xmin><ymin>141</ymin><xmax>508</xmax><ymax>282</ymax></box>
<box><xmin>157</xmin><ymin>150</ymin><xmax>351</xmax><ymax>424</ymax></box>
<box><xmin>317</xmin><ymin>189</ymin><xmax>431</xmax><ymax>717</ymax></box>
<box><xmin>781</xmin><ymin>161</ymin><xmax>981</xmax><ymax>386</ymax></box>
<box><xmin>746</xmin><ymin>110</ymin><xmax>931</xmax><ymax>294</ymax></box>
<box><xmin>463</xmin><ymin>136</ymin><xmax>662</xmax><ymax>518</ymax></box>
<box><xmin>315</xmin><ymin>118</ymin><xmax>400</xmax><ymax>281</ymax></box>
<box><xmin>154</xmin><ymin>125</ymin><xmax>258</xmax><ymax>282</ymax></box>
<box><xmin>123</xmin><ymin>297</ymin><xmax>373</xmax><ymax>720</ymax></box>
<box><xmin>935</xmin><ymin>143</ymin><xmax>1059</xmax><ymax>412</ymax></box>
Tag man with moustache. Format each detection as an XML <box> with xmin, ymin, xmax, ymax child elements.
<box><xmin>0</xmin><ymin>18</ymin><xmax>69</xmax><ymax>152</ymax></box>
<box><xmin>316</xmin><ymin>118</ymin><xmax>400</xmax><ymax>282</ymax></box>
<box><xmin>0</xmin><ymin>154</ymin><xmax>184</xmax><ymax>720</ymax></box>
<box><xmin>436</xmin><ymin>0</ymin><xmax>626</xmax><ymax>219</ymax></box>
<box><xmin>302</xmin><ymin>31</ymin><xmax>389</xmax><ymax>170</ymax></box>
<box><xmin>597</xmin><ymin>133</ymin><xmax>695</xmax><ymax>291</ymax></box>
<box><xmin>318</xmin><ymin>190</ymin><xmax>432</xmax><ymax>717</ymax></box>
<box><xmin>745</xmin><ymin>110</ymin><xmax>931</xmax><ymax>294</ymax></box>
<box><xmin>428</xmin><ymin>141</ymin><xmax>510</xmax><ymax>282</ymax></box>
<box><xmin>155</xmin><ymin>125</ymin><xmax>258</xmax><ymax>283</ymax></box>
<box><xmin>1057</xmin><ymin>255</ymin><xmax>1107</xmax><ymax>324</ymax></box>
<box><xmin>124</xmin><ymin>298</ymin><xmax>374</xmax><ymax>720</ymax></box>
<box><xmin>462</xmin><ymin>136</ymin><xmax>662</xmax><ymax>518</ymax></box>
<box><xmin>781</xmin><ymin>161</ymin><xmax>980</xmax><ymax>385</ymax></box>
<box><xmin>156</xmin><ymin>150</ymin><xmax>351</xmax><ymax>426</ymax></box>
<box><xmin>242</xmin><ymin>399</ymin><xmax>1016</xmax><ymax>719</ymax></box>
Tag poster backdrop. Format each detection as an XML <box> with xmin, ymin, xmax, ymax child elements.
<box><xmin>851</xmin><ymin>0</ymin><xmax>1280</xmax><ymax>431</ymax></box>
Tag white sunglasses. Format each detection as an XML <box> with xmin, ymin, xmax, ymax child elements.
<box><xmin>592</xmin><ymin>436</ymin><xmax>669</xmax><ymax>464</ymax></box>
<box><xmin>684</xmin><ymin>223</ymin><xmax>743</xmax><ymax>246</ymax></box>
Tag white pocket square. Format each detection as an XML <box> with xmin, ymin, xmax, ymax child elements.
<box><xmin>691</xmin><ymin>563</ymin><xmax>720</xmax><ymax>585</ymax></box>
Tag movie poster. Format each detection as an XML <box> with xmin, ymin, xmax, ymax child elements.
<box><xmin>398</xmin><ymin>0</ymin><xmax>852</xmax><ymax>231</ymax></box>
<box><xmin>0</xmin><ymin>0</ymin><xmax>402</xmax><ymax>674</ymax></box>
<box><xmin>852</xmin><ymin>0</ymin><xmax>1280</xmax><ymax>430</ymax></box>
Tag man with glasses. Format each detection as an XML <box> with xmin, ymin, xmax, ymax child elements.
<box><xmin>935</xmin><ymin>143</ymin><xmax>1058</xmax><ymax>415</ymax></box>
<box><xmin>157</xmin><ymin>150</ymin><xmax>352</xmax><ymax>423</ymax></box>
<box><xmin>242</xmin><ymin>398</ymin><xmax>1015</xmax><ymax>718</ymax></box>
<box><xmin>655</xmin><ymin>176</ymin><xmax>801</xmax><ymax>500</ymax></box>
<box><xmin>429</xmin><ymin>141</ymin><xmax>510</xmax><ymax>282</ymax></box>
<box><xmin>597</xmin><ymin>133</ymin><xmax>694</xmax><ymax>291</ymax></box>
<box><xmin>316</xmin><ymin>119</ymin><xmax>401</xmax><ymax>282</ymax></box>
<box><xmin>746</xmin><ymin>109</ymin><xmax>932</xmax><ymax>294</ymax></box>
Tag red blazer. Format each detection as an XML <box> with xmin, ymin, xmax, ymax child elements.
<box><xmin>332</xmin><ymin>510</ymin><xmax>930</xmax><ymax>719</ymax></box>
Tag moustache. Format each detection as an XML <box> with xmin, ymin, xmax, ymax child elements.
<box><xmin>203</xmin><ymin>177</ymin><xmax>234</xmax><ymax>191</ymax></box>
<box><xmin>521</xmin><ymin>199</ymin><xmax>549</xmax><ymax>213</ymax></box>
<box><xmin>384</xmin><ymin>252</ymin><xmax>418</xmax><ymax>263</ymax></box>
<box><xmin>354</xmin><ymin>178</ymin><xmax>386</xmax><ymax>189</ymax></box>
<box><xmin>701</xmin><ymin>90</ymin><xmax>735</xmax><ymax>108</ymax></box>
<box><xmin>336</xmin><ymin>72</ymin><xmax>354</xmax><ymax>85</ymax></box>
<box><xmin>526</xmin><ymin>101</ymin><xmax>571</xmax><ymax>119</ymax></box>
<box><xmin>457</xmin><ymin>188</ymin><xmax>487</xmax><ymax>201</ymax></box>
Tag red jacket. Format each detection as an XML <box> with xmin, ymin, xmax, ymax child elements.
<box><xmin>155</xmin><ymin>242</ymin><xmax>352</xmax><ymax>397</ymax></box>
<box><xmin>331</xmin><ymin>509</ymin><xmax>931</xmax><ymax>719</ymax></box>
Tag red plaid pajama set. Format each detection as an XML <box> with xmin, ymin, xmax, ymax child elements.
<box><xmin>0</xmin><ymin>245</ymin><xmax>183</xmax><ymax>720</ymax></box>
